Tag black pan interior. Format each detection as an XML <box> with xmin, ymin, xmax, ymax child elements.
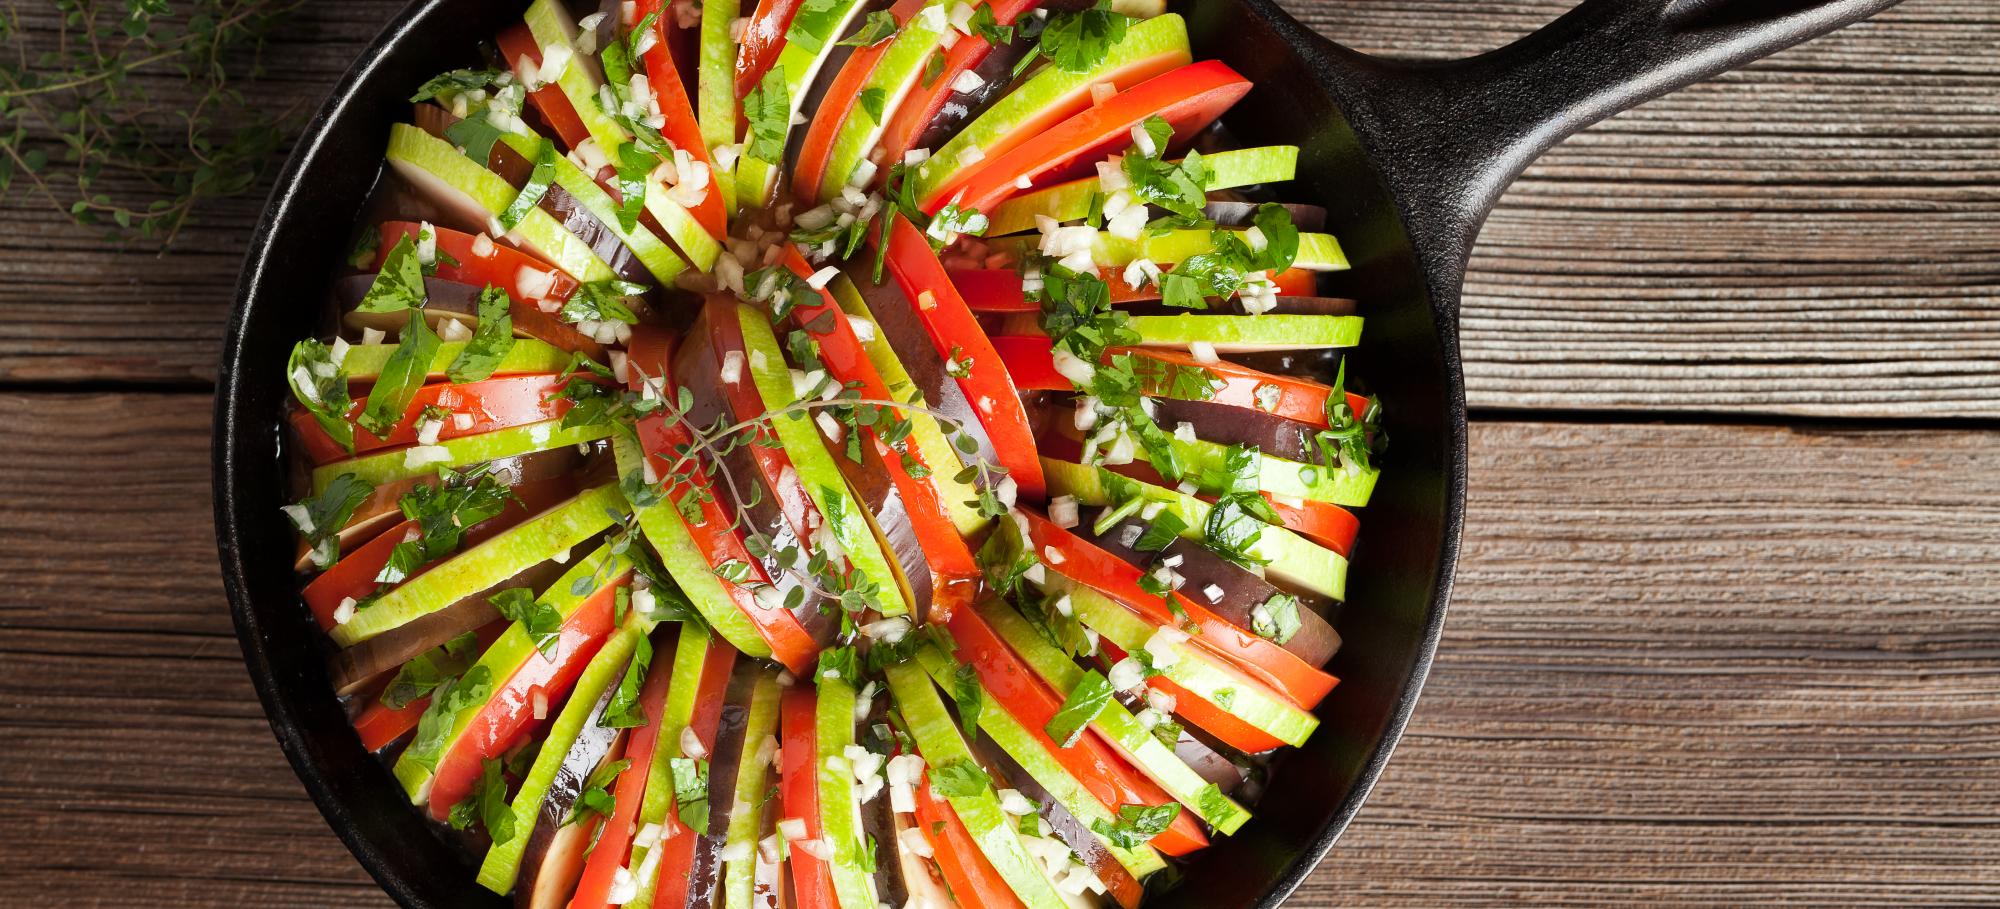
<box><xmin>213</xmin><ymin>1</ymin><xmax>1465</xmax><ymax>906</ymax></box>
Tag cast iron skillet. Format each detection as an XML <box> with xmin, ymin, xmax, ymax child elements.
<box><xmin>215</xmin><ymin>0</ymin><xmax>1900</xmax><ymax>905</ymax></box>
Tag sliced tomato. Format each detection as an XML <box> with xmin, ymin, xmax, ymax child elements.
<box><xmin>1018</xmin><ymin>509</ymin><xmax>1337</xmax><ymax>709</ymax></box>
<box><xmin>780</xmin><ymin>687</ymin><xmax>840</xmax><ymax>909</ymax></box>
<box><xmin>1099</xmin><ymin>643</ymin><xmax>1290</xmax><ymax>755</ymax></box>
<box><xmin>911</xmin><ymin>763</ymin><xmax>1028</xmax><ymax>909</ymax></box>
<box><xmin>645</xmin><ymin>636</ymin><xmax>738</xmax><ymax>909</ymax></box>
<box><xmin>923</xmin><ymin>60</ymin><xmax>1252</xmax><ymax>215</ymax></box>
<box><xmin>289</xmin><ymin>374</ymin><xmax>575</xmax><ymax>465</ymax></box>
<box><xmin>375</xmin><ymin>221</ymin><xmax>605</xmax><ymax>361</ymax></box>
<box><xmin>426</xmin><ymin>569</ymin><xmax>633</xmax><ymax>819</ymax></box>
<box><xmin>634</xmin><ymin>0</ymin><xmax>729</xmax><ymax>241</ymax></box>
<box><xmin>350</xmin><ymin>621</ymin><xmax>508</xmax><ymax>752</ymax></box>
<box><xmin>879</xmin><ymin>217</ymin><xmax>1045</xmax><ymax>499</ymax></box>
<box><xmin>300</xmin><ymin>476</ymin><xmax>578</xmax><ymax>630</ymax></box>
<box><xmin>626</xmin><ymin>326</ymin><xmax>822</xmax><ymax>675</ymax></box>
<box><xmin>497</xmin><ymin>24</ymin><xmax>594</xmax><ymax>151</ymax></box>
<box><xmin>777</xmin><ymin>246</ymin><xmax>982</xmax><ymax>612</ymax></box>
<box><xmin>791</xmin><ymin>0</ymin><xmax>928</xmax><ymax>202</ymax></box>
<box><xmin>942</xmin><ymin>605</ymin><xmax>1207</xmax><ymax>856</ymax></box>
<box><xmin>873</xmin><ymin>0</ymin><xmax>1044</xmax><ymax>167</ymax></box>
<box><xmin>1035</xmin><ymin>431</ymin><xmax>1359</xmax><ymax>557</ymax></box>
<box><xmin>950</xmin><ymin>266</ymin><xmax>1317</xmax><ymax>313</ymax></box>
<box><xmin>992</xmin><ymin>334</ymin><xmax>1366</xmax><ymax>428</ymax></box>
<box><xmin>570</xmin><ymin>645</ymin><xmax>677</xmax><ymax>909</ymax></box>
<box><xmin>735</xmin><ymin>0</ymin><xmax>806</xmax><ymax>97</ymax></box>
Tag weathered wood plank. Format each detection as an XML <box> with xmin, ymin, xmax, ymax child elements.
<box><xmin>0</xmin><ymin>1</ymin><xmax>1995</xmax><ymax>417</ymax></box>
<box><xmin>4</xmin><ymin>393</ymin><xmax>1996</xmax><ymax>906</ymax></box>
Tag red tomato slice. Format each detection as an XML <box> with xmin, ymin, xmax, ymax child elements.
<box><xmin>873</xmin><ymin>0</ymin><xmax>1044</xmax><ymax>167</ymax></box>
<box><xmin>571</xmin><ymin>647</ymin><xmax>677</xmax><ymax>909</ymax></box>
<box><xmin>289</xmin><ymin>374</ymin><xmax>575</xmax><ymax>465</ymax></box>
<box><xmin>373</xmin><ymin>221</ymin><xmax>606</xmax><ymax>361</ymax></box>
<box><xmin>912</xmin><ymin>763</ymin><xmax>1029</xmax><ymax>909</ymax></box>
<box><xmin>301</xmin><ymin>476</ymin><xmax>579</xmax><ymax>630</ymax></box>
<box><xmin>922</xmin><ymin>60</ymin><xmax>1252</xmax><ymax>215</ymax></box>
<box><xmin>1034</xmin><ymin>431</ymin><xmax>1359</xmax><ymax>557</ymax></box>
<box><xmin>777</xmin><ymin>246</ymin><xmax>983</xmax><ymax>611</ymax></box>
<box><xmin>633</xmin><ymin>0</ymin><xmax>729</xmax><ymax>241</ymax></box>
<box><xmin>792</xmin><ymin>0</ymin><xmax>929</xmax><ymax>202</ymax></box>
<box><xmin>1100</xmin><ymin>643</ymin><xmax>1289</xmax><ymax>755</ymax></box>
<box><xmin>426</xmin><ymin>569</ymin><xmax>633</xmax><ymax>819</ymax></box>
<box><xmin>645</xmin><ymin>637</ymin><xmax>738</xmax><ymax>909</ymax></box>
<box><xmin>626</xmin><ymin>325</ymin><xmax>822</xmax><ymax>675</ymax></box>
<box><xmin>735</xmin><ymin>0</ymin><xmax>806</xmax><ymax>97</ymax></box>
<box><xmin>949</xmin><ymin>266</ymin><xmax>1317</xmax><ymax>313</ymax></box>
<box><xmin>879</xmin><ymin>217</ymin><xmax>1046</xmax><ymax>499</ymax></box>
<box><xmin>1018</xmin><ymin>509</ymin><xmax>1337</xmax><ymax>709</ymax></box>
<box><xmin>497</xmin><ymin>24</ymin><xmax>594</xmax><ymax>151</ymax></box>
<box><xmin>780</xmin><ymin>687</ymin><xmax>840</xmax><ymax>909</ymax></box>
<box><xmin>942</xmin><ymin>605</ymin><xmax>1207</xmax><ymax>857</ymax></box>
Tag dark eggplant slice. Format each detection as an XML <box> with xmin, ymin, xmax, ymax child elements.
<box><xmin>1118</xmin><ymin>295</ymin><xmax>1355</xmax><ymax>319</ymax></box>
<box><xmin>328</xmin><ymin>556</ymin><xmax>568</xmax><ymax>695</ymax></box>
<box><xmin>854</xmin><ymin>697</ymin><xmax>907</xmax><ymax>908</ymax></box>
<box><xmin>1147</xmin><ymin>395</ymin><xmax>1334</xmax><ymax>468</ymax></box>
<box><xmin>972</xmin><ymin>735</ymin><xmax>1145</xmax><ymax>909</ymax></box>
<box><xmin>907</xmin><ymin>29</ymin><xmax>1042</xmax><ymax>155</ymax></box>
<box><xmin>681</xmin><ymin>662</ymin><xmax>761</xmax><ymax>909</ymax></box>
<box><xmin>1198</xmin><ymin>201</ymin><xmax>1327</xmax><ymax>232</ymax></box>
<box><xmin>671</xmin><ymin>302</ymin><xmax>837</xmax><ymax>648</ymax></box>
<box><xmin>830</xmin><ymin>438</ymin><xmax>936</xmax><ymax>622</ymax></box>
<box><xmin>1077</xmin><ymin>516</ymin><xmax>1342</xmax><ymax>669</ymax></box>
<box><xmin>412</xmin><ymin>103</ymin><xmax>654</xmax><ymax>287</ymax></box>
<box><xmin>515</xmin><ymin>682</ymin><xmax>629</xmax><ymax>908</ymax></box>
<box><xmin>336</xmin><ymin>274</ymin><xmax>484</xmax><ymax>332</ymax></box>
<box><xmin>1226</xmin><ymin>346</ymin><xmax>1344</xmax><ymax>385</ymax></box>
<box><xmin>851</xmin><ymin>275</ymin><xmax>1002</xmax><ymax>473</ymax></box>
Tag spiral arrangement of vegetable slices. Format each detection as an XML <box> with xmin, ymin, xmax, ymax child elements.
<box><xmin>282</xmin><ymin>0</ymin><xmax>1383</xmax><ymax>905</ymax></box>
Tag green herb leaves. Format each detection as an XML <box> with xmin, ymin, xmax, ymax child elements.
<box><xmin>1045</xmin><ymin>670</ymin><xmax>1113</xmax><ymax>747</ymax></box>
<box><xmin>406</xmin><ymin>664</ymin><xmax>494</xmax><ymax>772</ymax></box>
<box><xmin>380</xmin><ymin>631</ymin><xmax>482</xmax><ymax>710</ymax></box>
<box><xmin>358</xmin><ymin>309</ymin><xmax>442</xmax><ymax>438</ymax></box>
<box><xmin>669</xmin><ymin>756</ymin><xmax>711</xmax><ymax>833</ymax></box>
<box><xmin>1090</xmin><ymin>802</ymin><xmax>1181</xmax><ymax>849</ymax></box>
<box><xmin>1035</xmin><ymin>1</ymin><xmax>1129</xmax><ymax>73</ymax></box>
<box><xmin>499</xmin><ymin>140</ymin><xmax>558</xmax><ymax>231</ymax></box>
<box><xmin>411</xmin><ymin>68</ymin><xmax>504</xmax><ymax>103</ymax></box>
<box><xmin>840</xmin><ymin>11</ymin><xmax>900</xmax><ymax>47</ymax></box>
<box><xmin>491</xmin><ymin>587</ymin><xmax>565</xmax><ymax>662</ymax></box>
<box><xmin>447</xmin><ymin>286</ymin><xmax>516</xmax><ymax>383</ymax></box>
<box><xmin>1250</xmin><ymin>593</ymin><xmax>1301</xmax><ymax>644</ymax></box>
<box><xmin>283</xmin><ymin>472</ymin><xmax>373</xmax><ymax>568</ymax></box>
<box><xmin>356</xmin><ymin>235</ymin><xmax>430</xmax><ymax>315</ymax></box>
<box><xmin>287</xmin><ymin>339</ymin><xmax>357</xmax><ymax>453</ymax></box>
<box><xmin>930</xmin><ymin>758</ymin><xmax>991</xmax><ymax>798</ymax></box>
<box><xmin>561</xmin><ymin>279</ymin><xmax>646</xmax><ymax>325</ymax></box>
<box><xmin>567</xmin><ymin>758</ymin><xmax>631</xmax><ymax>826</ymax></box>
<box><xmin>743</xmin><ymin>66</ymin><xmax>792</xmax><ymax>164</ymax></box>
<box><xmin>600</xmin><ymin>635</ymin><xmax>654</xmax><ymax>729</ymax></box>
<box><xmin>449</xmin><ymin>758</ymin><xmax>517</xmax><ymax>844</ymax></box>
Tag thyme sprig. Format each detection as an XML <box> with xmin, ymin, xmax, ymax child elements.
<box><xmin>0</xmin><ymin>0</ymin><xmax>305</xmax><ymax>247</ymax></box>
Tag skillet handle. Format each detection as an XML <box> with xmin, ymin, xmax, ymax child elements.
<box><xmin>1305</xmin><ymin>0</ymin><xmax>1904</xmax><ymax>280</ymax></box>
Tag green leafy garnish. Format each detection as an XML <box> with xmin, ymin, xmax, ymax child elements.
<box><xmin>1090</xmin><ymin>802</ymin><xmax>1180</xmax><ymax>850</ymax></box>
<box><xmin>357</xmin><ymin>309</ymin><xmax>442</xmax><ymax>437</ymax></box>
<box><xmin>499</xmin><ymin>140</ymin><xmax>558</xmax><ymax>231</ymax></box>
<box><xmin>950</xmin><ymin>662</ymin><xmax>984</xmax><ymax>744</ymax></box>
<box><xmin>930</xmin><ymin>758</ymin><xmax>991</xmax><ymax>798</ymax></box>
<box><xmin>970</xmin><ymin>4</ymin><xmax>1013</xmax><ymax>45</ymax></box>
<box><xmin>743</xmin><ymin>66</ymin><xmax>792</xmax><ymax>164</ymax></box>
<box><xmin>1133</xmin><ymin>510</ymin><xmax>1188</xmax><ymax>553</ymax></box>
<box><xmin>410</xmin><ymin>68</ymin><xmax>503</xmax><ymax>102</ymax></box>
<box><xmin>1035</xmin><ymin>1</ymin><xmax>1129</xmax><ymax>73</ymax></box>
<box><xmin>858</xmin><ymin>86</ymin><xmax>887</xmax><ymax>123</ymax></box>
<box><xmin>613</xmin><ymin>141</ymin><xmax>658</xmax><ymax>233</ymax></box>
<box><xmin>1203</xmin><ymin>495</ymin><xmax>1270</xmax><ymax>568</ymax></box>
<box><xmin>447</xmin><ymin>286</ymin><xmax>516</xmax><ymax>383</ymax></box>
<box><xmin>283</xmin><ymin>472</ymin><xmax>373</xmax><ymax>566</ymax></box>
<box><xmin>1251</xmin><ymin>594</ymin><xmax>1301</xmax><ymax>644</ymax></box>
<box><xmin>567</xmin><ymin>758</ymin><xmax>632</xmax><ymax>826</ymax></box>
<box><xmin>599</xmin><ymin>635</ymin><xmax>654</xmax><ymax>729</ymax></box>
<box><xmin>669</xmin><ymin>756</ymin><xmax>711</xmax><ymax>833</ymax></box>
<box><xmin>379</xmin><ymin>631</ymin><xmax>482</xmax><ymax>711</ymax></box>
<box><xmin>1044</xmin><ymin>670</ymin><xmax>1113</xmax><ymax>747</ymax></box>
<box><xmin>561</xmin><ymin>279</ymin><xmax>645</xmax><ymax>325</ymax></box>
<box><xmin>354</xmin><ymin>234</ymin><xmax>428</xmax><ymax>314</ymax></box>
<box><xmin>405</xmin><ymin>665</ymin><xmax>494</xmax><ymax>772</ymax></box>
<box><xmin>491</xmin><ymin>587</ymin><xmax>565</xmax><ymax>662</ymax></box>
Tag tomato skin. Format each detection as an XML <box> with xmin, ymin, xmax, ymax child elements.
<box><xmin>570</xmin><ymin>652</ymin><xmax>677</xmax><ymax>909</ymax></box>
<box><xmin>777</xmin><ymin>246</ymin><xmax>982</xmax><ymax>610</ymax></box>
<box><xmin>633</xmin><ymin>0</ymin><xmax>729</xmax><ymax>240</ymax></box>
<box><xmin>911</xmin><ymin>763</ymin><xmax>1029</xmax><ymax>909</ymax></box>
<box><xmin>289</xmin><ymin>374</ymin><xmax>576</xmax><ymax>466</ymax></box>
<box><xmin>923</xmin><ymin>60</ymin><xmax>1253</xmax><ymax>215</ymax></box>
<box><xmin>792</xmin><ymin>0</ymin><xmax>930</xmax><ymax>203</ymax></box>
<box><xmin>1018</xmin><ymin>509</ymin><xmax>1338</xmax><ymax>709</ymax></box>
<box><xmin>426</xmin><ymin>570</ymin><xmax>633</xmax><ymax>820</ymax></box>
<box><xmin>373</xmin><ymin>220</ymin><xmax>606</xmax><ymax>360</ymax></box>
<box><xmin>879</xmin><ymin>217</ymin><xmax>1046</xmax><ymax>499</ymax></box>
<box><xmin>872</xmin><ymin>0</ymin><xmax>1045</xmax><ymax>167</ymax></box>
<box><xmin>497</xmin><ymin>24</ymin><xmax>595</xmax><ymax>151</ymax></box>
<box><xmin>779</xmin><ymin>688</ymin><xmax>840</xmax><ymax>909</ymax></box>
<box><xmin>942</xmin><ymin>605</ymin><xmax>1208</xmax><ymax>855</ymax></box>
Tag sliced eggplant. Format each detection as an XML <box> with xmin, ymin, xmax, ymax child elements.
<box><xmin>671</xmin><ymin>303</ymin><xmax>837</xmax><ymax>647</ymax></box>
<box><xmin>1077</xmin><ymin>516</ymin><xmax>1341</xmax><ymax>669</ymax></box>
<box><xmin>1198</xmin><ymin>200</ymin><xmax>1326</xmax><ymax>232</ymax></box>
<box><xmin>851</xmin><ymin>273</ymin><xmax>1002</xmax><ymax>472</ymax></box>
<box><xmin>1147</xmin><ymin>396</ymin><xmax>1333</xmax><ymax>468</ymax></box>
<box><xmin>514</xmin><ymin>683</ymin><xmax>628</xmax><ymax>908</ymax></box>
<box><xmin>908</xmin><ymin>29</ymin><xmax>1041</xmax><ymax>155</ymax></box>
<box><xmin>855</xmin><ymin>697</ymin><xmax>907</xmax><ymax>908</ymax></box>
<box><xmin>1119</xmin><ymin>295</ymin><xmax>1355</xmax><ymax>319</ymax></box>
<box><xmin>1226</xmin><ymin>346</ymin><xmax>1344</xmax><ymax>385</ymax></box>
<box><xmin>680</xmin><ymin>662</ymin><xmax>761</xmax><ymax>909</ymax></box>
<box><xmin>972</xmin><ymin>734</ymin><xmax>1144</xmax><ymax>909</ymax></box>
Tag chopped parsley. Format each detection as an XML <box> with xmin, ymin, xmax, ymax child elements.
<box><xmin>742</xmin><ymin>66</ymin><xmax>792</xmax><ymax>164</ymax></box>
<box><xmin>839</xmin><ymin>10</ymin><xmax>899</xmax><ymax>47</ymax></box>
<box><xmin>1251</xmin><ymin>594</ymin><xmax>1301</xmax><ymax>645</ymax></box>
<box><xmin>567</xmin><ymin>757</ymin><xmax>631</xmax><ymax>826</ymax></box>
<box><xmin>669</xmin><ymin>756</ymin><xmax>711</xmax><ymax>833</ymax></box>
<box><xmin>405</xmin><ymin>665</ymin><xmax>494</xmax><ymax>772</ymax></box>
<box><xmin>354</xmin><ymin>234</ymin><xmax>428</xmax><ymax>314</ymax></box>
<box><xmin>410</xmin><ymin>67</ymin><xmax>504</xmax><ymax>103</ymax></box>
<box><xmin>491</xmin><ymin>587</ymin><xmax>564</xmax><ymax>661</ymax></box>
<box><xmin>498</xmin><ymin>139</ymin><xmax>558</xmax><ymax>231</ymax></box>
<box><xmin>1044</xmin><ymin>669</ymin><xmax>1113</xmax><ymax>747</ymax></box>
<box><xmin>1034</xmin><ymin>1</ymin><xmax>1128</xmax><ymax>74</ymax></box>
<box><xmin>283</xmin><ymin>472</ymin><xmax>373</xmax><ymax>566</ymax></box>
<box><xmin>357</xmin><ymin>308</ymin><xmax>441</xmax><ymax>438</ymax></box>
<box><xmin>1090</xmin><ymin>802</ymin><xmax>1180</xmax><ymax>850</ymax></box>
<box><xmin>446</xmin><ymin>285</ymin><xmax>516</xmax><ymax>383</ymax></box>
<box><xmin>561</xmin><ymin>278</ymin><xmax>645</xmax><ymax>325</ymax></box>
<box><xmin>448</xmin><ymin>757</ymin><xmax>517</xmax><ymax>844</ymax></box>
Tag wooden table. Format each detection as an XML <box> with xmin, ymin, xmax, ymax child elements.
<box><xmin>3</xmin><ymin>2</ymin><xmax>1996</xmax><ymax>906</ymax></box>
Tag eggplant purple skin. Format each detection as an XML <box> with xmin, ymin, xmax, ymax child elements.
<box><xmin>1147</xmin><ymin>395</ymin><xmax>1335</xmax><ymax>468</ymax></box>
<box><xmin>515</xmin><ymin>679</ymin><xmax>628</xmax><ymax>909</ymax></box>
<box><xmin>670</xmin><ymin>305</ymin><xmax>838</xmax><ymax>648</ymax></box>
<box><xmin>1078</xmin><ymin>515</ymin><xmax>1342</xmax><ymax>669</ymax></box>
<box><xmin>680</xmin><ymin>663</ymin><xmax>760</xmax><ymax>909</ymax></box>
<box><xmin>852</xmin><ymin>275</ymin><xmax>1004</xmax><ymax>472</ymax></box>
<box><xmin>968</xmin><ymin>728</ymin><xmax>1145</xmax><ymax>909</ymax></box>
<box><xmin>830</xmin><ymin>438</ymin><xmax>938</xmax><ymax>622</ymax></box>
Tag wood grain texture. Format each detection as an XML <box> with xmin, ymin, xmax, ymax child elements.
<box><xmin>1</xmin><ymin>1</ymin><xmax>1995</xmax><ymax>416</ymax></box>
<box><xmin>5</xmin><ymin>394</ymin><xmax>1997</xmax><ymax>907</ymax></box>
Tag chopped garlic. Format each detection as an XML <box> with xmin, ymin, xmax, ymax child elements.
<box><xmin>1189</xmin><ymin>340</ymin><xmax>1220</xmax><ymax>364</ymax></box>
